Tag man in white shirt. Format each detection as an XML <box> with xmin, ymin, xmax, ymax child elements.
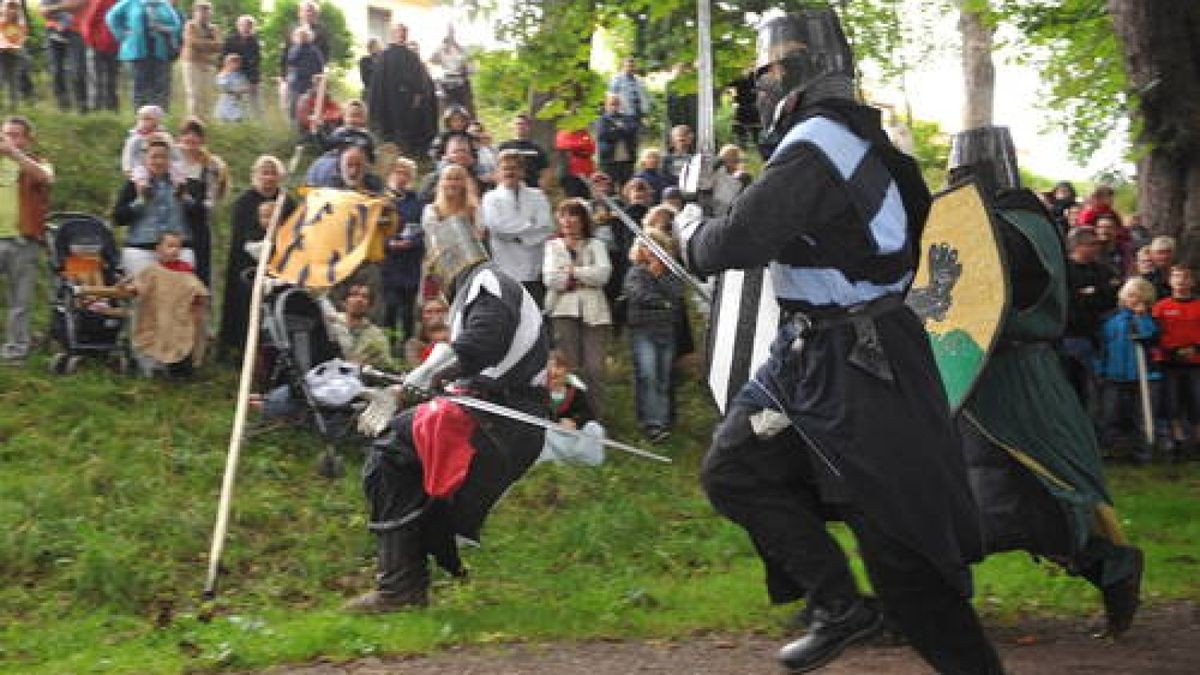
<box><xmin>480</xmin><ymin>149</ymin><xmax>554</xmax><ymax>307</ymax></box>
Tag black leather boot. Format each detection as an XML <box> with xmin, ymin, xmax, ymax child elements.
<box><xmin>777</xmin><ymin>598</ymin><xmax>883</xmax><ymax>673</ymax></box>
<box><xmin>344</xmin><ymin>525</ymin><xmax>430</xmax><ymax>613</ymax></box>
<box><xmin>1099</xmin><ymin>546</ymin><xmax>1143</xmax><ymax>638</ymax></box>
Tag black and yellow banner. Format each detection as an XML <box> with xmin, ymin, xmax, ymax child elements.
<box><xmin>269</xmin><ymin>189</ymin><xmax>395</xmax><ymax>288</ymax></box>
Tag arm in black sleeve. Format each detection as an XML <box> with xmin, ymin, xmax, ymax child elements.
<box><xmin>112</xmin><ymin>180</ymin><xmax>141</xmax><ymax>228</ymax></box>
<box><xmin>452</xmin><ymin>291</ymin><xmax>518</xmax><ymax>376</ymax></box>
<box><xmin>687</xmin><ymin>145</ymin><xmax>845</xmax><ymax>276</ymax></box>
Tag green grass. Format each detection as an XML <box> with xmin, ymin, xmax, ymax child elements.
<box><xmin>0</xmin><ymin>354</ymin><xmax>1197</xmax><ymax>674</ymax></box>
<box><xmin>1</xmin><ymin>106</ymin><xmax>1198</xmax><ymax>674</ymax></box>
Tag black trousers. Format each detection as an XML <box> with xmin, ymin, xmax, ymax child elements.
<box><xmin>702</xmin><ymin>406</ymin><xmax>1004</xmax><ymax>675</ymax></box>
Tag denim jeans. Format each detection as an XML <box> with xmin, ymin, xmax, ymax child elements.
<box><xmin>131</xmin><ymin>58</ymin><xmax>170</xmax><ymax>109</ymax></box>
<box><xmin>89</xmin><ymin>49</ymin><xmax>120</xmax><ymax>111</ymax></box>
<box><xmin>630</xmin><ymin>328</ymin><xmax>674</xmax><ymax>430</ymax></box>
<box><xmin>0</xmin><ymin>50</ymin><xmax>22</xmax><ymax>109</ymax></box>
<box><xmin>47</xmin><ymin>30</ymin><xmax>87</xmax><ymax>112</ymax></box>
<box><xmin>0</xmin><ymin>237</ymin><xmax>40</xmax><ymax>354</ymax></box>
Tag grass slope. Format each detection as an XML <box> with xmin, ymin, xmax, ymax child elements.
<box><xmin>1</xmin><ymin>356</ymin><xmax>1197</xmax><ymax>674</ymax></box>
<box><xmin>0</xmin><ymin>107</ymin><xmax>1197</xmax><ymax>674</ymax></box>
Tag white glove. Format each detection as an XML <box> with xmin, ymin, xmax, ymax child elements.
<box><xmin>675</xmin><ymin>203</ymin><xmax>705</xmax><ymax>270</ymax></box>
<box><xmin>403</xmin><ymin>342</ymin><xmax>458</xmax><ymax>393</ymax></box>
<box><xmin>243</xmin><ymin>241</ymin><xmax>265</xmax><ymax>261</ymax></box>
<box><xmin>357</xmin><ymin>386</ymin><xmax>400</xmax><ymax>437</ymax></box>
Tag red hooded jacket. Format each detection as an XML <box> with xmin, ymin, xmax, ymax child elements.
<box><xmin>81</xmin><ymin>0</ymin><xmax>119</xmax><ymax>55</ymax></box>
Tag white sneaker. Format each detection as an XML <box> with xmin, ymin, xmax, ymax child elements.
<box><xmin>1</xmin><ymin>343</ymin><xmax>28</xmax><ymax>361</ymax></box>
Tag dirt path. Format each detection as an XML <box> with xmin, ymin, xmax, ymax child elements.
<box><xmin>263</xmin><ymin>601</ymin><xmax>1199</xmax><ymax>674</ymax></box>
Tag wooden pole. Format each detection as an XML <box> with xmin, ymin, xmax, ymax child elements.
<box><xmin>203</xmin><ymin>147</ymin><xmax>303</xmax><ymax>598</ymax></box>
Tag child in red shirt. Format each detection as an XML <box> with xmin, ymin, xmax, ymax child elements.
<box><xmin>1151</xmin><ymin>265</ymin><xmax>1200</xmax><ymax>456</ymax></box>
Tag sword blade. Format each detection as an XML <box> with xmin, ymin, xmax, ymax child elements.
<box><xmin>597</xmin><ymin>193</ymin><xmax>712</xmax><ymax>304</ymax></box>
<box><xmin>444</xmin><ymin>394</ymin><xmax>673</xmax><ymax>464</ymax></box>
<box><xmin>359</xmin><ymin>367</ymin><xmax>673</xmax><ymax>464</ymax></box>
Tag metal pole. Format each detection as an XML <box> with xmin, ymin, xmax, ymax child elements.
<box><xmin>1134</xmin><ymin>342</ymin><xmax>1155</xmax><ymax>448</ymax></box>
<box><xmin>696</xmin><ymin>0</ymin><xmax>715</xmax><ymax>156</ymax></box>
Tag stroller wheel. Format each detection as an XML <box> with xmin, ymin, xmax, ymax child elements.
<box><xmin>48</xmin><ymin>353</ymin><xmax>68</xmax><ymax>375</ymax></box>
<box><xmin>316</xmin><ymin>450</ymin><xmax>344</xmax><ymax>479</ymax></box>
<box><xmin>111</xmin><ymin>353</ymin><xmax>131</xmax><ymax>375</ymax></box>
<box><xmin>65</xmin><ymin>355</ymin><xmax>83</xmax><ymax>374</ymax></box>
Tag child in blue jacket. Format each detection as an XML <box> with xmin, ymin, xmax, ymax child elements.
<box><xmin>1098</xmin><ymin>277</ymin><xmax>1163</xmax><ymax>462</ymax></box>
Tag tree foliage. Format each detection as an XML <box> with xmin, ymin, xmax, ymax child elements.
<box><xmin>990</xmin><ymin>0</ymin><xmax>1126</xmax><ymax>164</ymax></box>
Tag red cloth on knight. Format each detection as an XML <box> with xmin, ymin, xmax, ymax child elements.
<box><xmin>411</xmin><ymin>399</ymin><xmax>478</xmax><ymax>498</ymax></box>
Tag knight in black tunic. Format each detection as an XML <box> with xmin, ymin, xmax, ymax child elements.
<box><xmin>678</xmin><ymin>11</ymin><xmax>1003</xmax><ymax>674</ymax></box>
<box><xmin>347</xmin><ymin>214</ymin><xmax>549</xmax><ymax>613</ymax></box>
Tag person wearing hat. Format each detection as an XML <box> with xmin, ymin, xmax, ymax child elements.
<box><xmin>677</xmin><ymin>9</ymin><xmax>1003</xmax><ymax>674</ymax></box>
<box><xmin>350</xmin><ymin>193</ymin><xmax>550</xmax><ymax>613</ymax></box>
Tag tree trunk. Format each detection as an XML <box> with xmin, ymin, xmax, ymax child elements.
<box><xmin>1108</xmin><ymin>0</ymin><xmax>1200</xmax><ymax>256</ymax></box>
<box><xmin>957</xmin><ymin>1</ymin><xmax>995</xmax><ymax>129</ymax></box>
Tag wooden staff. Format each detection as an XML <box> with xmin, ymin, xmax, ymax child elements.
<box><xmin>308</xmin><ymin>71</ymin><xmax>327</xmax><ymax>134</ymax></box>
<box><xmin>204</xmin><ymin>146</ymin><xmax>304</xmax><ymax>598</ymax></box>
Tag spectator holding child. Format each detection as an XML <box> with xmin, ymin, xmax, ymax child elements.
<box><xmin>113</xmin><ymin>137</ymin><xmax>201</xmax><ymax>277</ymax></box>
<box><xmin>284</xmin><ymin>25</ymin><xmax>323</xmax><ymax>125</ymax></box>
<box><xmin>221</xmin><ymin>15</ymin><xmax>260</xmax><ymax>111</ymax></box>
<box><xmin>214</xmin><ymin>53</ymin><xmax>251</xmax><ymax>122</ymax></box>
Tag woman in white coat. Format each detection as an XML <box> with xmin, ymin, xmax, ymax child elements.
<box><xmin>543</xmin><ymin>198</ymin><xmax>612</xmax><ymax>418</ymax></box>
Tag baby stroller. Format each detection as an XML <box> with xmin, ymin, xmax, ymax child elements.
<box><xmin>256</xmin><ymin>283</ymin><xmax>363</xmax><ymax>476</ymax></box>
<box><xmin>45</xmin><ymin>212</ymin><xmax>131</xmax><ymax>375</ymax></box>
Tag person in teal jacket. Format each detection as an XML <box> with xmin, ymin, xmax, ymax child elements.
<box><xmin>105</xmin><ymin>0</ymin><xmax>180</xmax><ymax>109</ymax></box>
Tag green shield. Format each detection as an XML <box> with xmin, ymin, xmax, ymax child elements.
<box><xmin>906</xmin><ymin>181</ymin><xmax>1009</xmax><ymax>413</ymax></box>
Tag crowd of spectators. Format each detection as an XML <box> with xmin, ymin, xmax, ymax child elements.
<box><xmin>1046</xmin><ymin>183</ymin><xmax>1197</xmax><ymax>463</ymax></box>
<box><xmin>15</xmin><ymin>7</ymin><xmax>1183</xmax><ymax>459</ymax></box>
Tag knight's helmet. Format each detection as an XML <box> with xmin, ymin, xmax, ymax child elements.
<box><xmin>755</xmin><ymin>9</ymin><xmax>856</xmax><ymax>148</ymax></box>
<box><xmin>425</xmin><ymin>213</ymin><xmax>488</xmax><ymax>290</ymax></box>
<box><xmin>946</xmin><ymin>126</ymin><xmax>1022</xmax><ymax>195</ymax></box>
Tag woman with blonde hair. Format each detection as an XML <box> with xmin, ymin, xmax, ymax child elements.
<box><xmin>421</xmin><ymin>164</ymin><xmax>483</xmax><ymax>297</ymax></box>
<box><xmin>543</xmin><ymin>198</ymin><xmax>612</xmax><ymax>418</ymax></box>
<box><xmin>217</xmin><ymin>154</ymin><xmax>296</xmax><ymax>361</ymax></box>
